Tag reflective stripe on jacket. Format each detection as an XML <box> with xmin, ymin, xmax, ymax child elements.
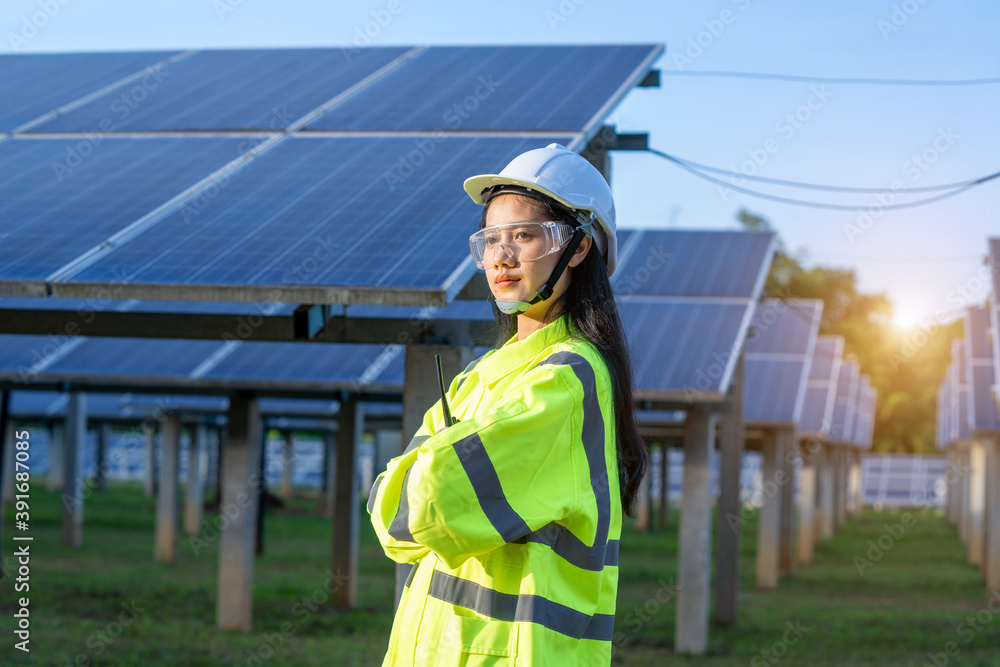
<box><xmin>368</xmin><ymin>315</ymin><xmax>622</xmax><ymax>666</ymax></box>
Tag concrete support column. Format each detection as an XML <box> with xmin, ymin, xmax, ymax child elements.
<box><xmin>756</xmin><ymin>429</ymin><xmax>782</xmax><ymax>590</ymax></box>
<box><xmin>984</xmin><ymin>437</ymin><xmax>1000</xmax><ymax>590</ymax></box>
<box><xmin>960</xmin><ymin>445</ymin><xmax>971</xmax><ymax>544</ymax></box>
<box><xmin>969</xmin><ymin>441</ymin><xmax>986</xmax><ymax>568</ymax></box>
<box><xmin>373</xmin><ymin>429</ymin><xmax>401</xmax><ymax>482</ymax></box>
<box><xmin>93</xmin><ymin>422</ymin><xmax>110</xmax><ymax>492</ymax></box>
<box><xmin>397</xmin><ymin>344</ymin><xmax>471</xmax><ymax>606</ymax></box>
<box><xmin>635</xmin><ymin>443</ymin><xmax>651</xmax><ymax>531</ymax></box>
<box><xmin>280</xmin><ymin>430</ymin><xmax>294</xmax><ymax>498</ymax></box>
<box><xmin>333</xmin><ymin>396</ymin><xmax>363</xmax><ymax>608</ymax></box>
<box><xmin>185</xmin><ymin>424</ymin><xmax>206</xmax><ymax>536</ymax></box>
<box><xmin>798</xmin><ymin>447</ymin><xmax>817</xmax><ymax>565</ymax></box>
<box><xmin>2</xmin><ymin>416</ymin><xmax>15</xmax><ymax>502</ymax></box>
<box><xmin>48</xmin><ymin>421</ymin><xmax>65</xmax><ymax>492</ymax></box>
<box><xmin>674</xmin><ymin>405</ymin><xmax>715</xmax><ymax>654</ymax></box>
<box><xmin>659</xmin><ymin>443</ymin><xmax>671</xmax><ymax>528</ymax></box>
<box><xmin>155</xmin><ymin>414</ymin><xmax>181</xmax><ymax>563</ymax></box>
<box><xmin>323</xmin><ymin>432</ymin><xmax>336</xmax><ymax>519</ymax></box>
<box><xmin>714</xmin><ymin>354</ymin><xmax>744</xmax><ymax>625</ymax></box>
<box><xmin>144</xmin><ymin>425</ymin><xmax>156</xmax><ymax>498</ymax></box>
<box><xmin>62</xmin><ymin>394</ymin><xmax>86</xmax><ymax>549</ymax></box>
<box><xmin>819</xmin><ymin>445</ymin><xmax>835</xmax><ymax>540</ymax></box>
<box><xmin>216</xmin><ymin>394</ymin><xmax>262</xmax><ymax>632</ymax></box>
<box><xmin>778</xmin><ymin>428</ymin><xmax>797</xmax><ymax>578</ymax></box>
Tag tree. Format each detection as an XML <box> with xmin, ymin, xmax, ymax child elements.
<box><xmin>738</xmin><ymin>209</ymin><xmax>955</xmax><ymax>453</ymax></box>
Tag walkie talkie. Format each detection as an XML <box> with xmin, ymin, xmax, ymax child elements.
<box><xmin>435</xmin><ymin>354</ymin><xmax>460</xmax><ymax>426</ymax></box>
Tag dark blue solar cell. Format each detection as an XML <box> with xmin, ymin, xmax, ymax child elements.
<box><xmin>49</xmin><ymin>337</ymin><xmax>224</xmax><ymax>378</ymax></box>
<box><xmin>745</xmin><ymin>358</ymin><xmax>806</xmax><ymax>425</ymax></box>
<box><xmin>830</xmin><ymin>361</ymin><xmax>860</xmax><ymax>442</ymax></box>
<box><xmin>34</xmin><ymin>48</ymin><xmax>412</xmax><ymax>132</ymax></box>
<box><xmin>68</xmin><ymin>136</ymin><xmax>573</xmax><ymax>299</ymax></box>
<box><xmin>613</xmin><ymin>229</ymin><xmax>775</xmax><ymax>298</ymax></box>
<box><xmin>799</xmin><ymin>385</ymin><xmax>833</xmax><ymax>436</ymax></box>
<box><xmin>965</xmin><ymin>306</ymin><xmax>992</xmax><ymax>361</ymax></box>
<box><xmin>969</xmin><ymin>365</ymin><xmax>1000</xmax><ymax>431</ymax></box>
<box><xmin>0</xmin><ymin>51</ymin><xmax>176</xmax><ymax>131</ymax></box>
<box><xmin>991</xmin><ymin>238</ymin><xmax>1000</xmax><ymax>297</ymax></box>
<box><xmin>308</xmin><ymin>45</ymin><xmax>660</xmax><ymax>132</ymax></box>
<box><xmin>620</xmin><ymin>299</ymin><xmax>750</xmax><ymax>398</ymax></box>
<box><xmin>208</xmin><ymin>340</ymin><xmax>404</xmax><ymax>389</ymax></box>
<box><xmin>745</xmin><ymin>299</ymin><xmax>821</xmax><ymax>355</ymax></box>
<box><xmin>0</xmin><ymin>137</ymin><xmax>247</xmax><ymax>282</ymax></box>
<box><xmin>809</xmin><ymin>336</ymin><xmax>842</xmax><ymax>382</ymax></box>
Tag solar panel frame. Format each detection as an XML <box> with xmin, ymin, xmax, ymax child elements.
<box><xmin>743</xmin><ymin>299</ymin><xmax>823</xmax><ymax>427</ymax></box>
<box><xmin>799</xmin><ymin>335</ymin><xmax>844</xmax><ymax>438</ymax></box>
<box><xmin>0</xmin><ymin>51</ymin><xmax>181</xmax><ymax>132</ymax></box>
<box><xmin>41</xmin><ymin>134</ymin><xmax>577</xmax><ymax>306</ymax></box>
<box><xmin>964</xmin><ymin>305</ymin><xmax>1000</xmax><ymax>433</ymax></box>
<box><xmin>30</xmin><ymin>48</ymin><xmax>416</xmax><ymax>133</ymax></box>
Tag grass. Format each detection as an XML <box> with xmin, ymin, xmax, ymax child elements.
<box><xmin>1</xmin><ymin>482</ymin><xmax>998</xmax><ymax>666</ymax></box>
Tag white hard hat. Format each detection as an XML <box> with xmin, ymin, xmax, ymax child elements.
<box><xmin>463</xmin><ymin>143</ymin><xmax>618</xmax><ymax>276</ymax></box>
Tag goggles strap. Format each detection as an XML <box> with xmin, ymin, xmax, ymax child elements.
<box><xmin>520</xmin><ymin>225</ymin><xmax>589</xmax><ymax>307</ymax></box>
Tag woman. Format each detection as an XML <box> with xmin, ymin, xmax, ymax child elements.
<box><xmin>368</xmin><ymin>143</ymin><xmax>647</xmax><ymax>666</ymax></box>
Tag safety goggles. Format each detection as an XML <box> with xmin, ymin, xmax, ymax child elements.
<box><xmin>469</xmin><ymin>221</ymin><xmax>576</xmax><ymax>269</ymax></box>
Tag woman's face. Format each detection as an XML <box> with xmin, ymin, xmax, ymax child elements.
<box><xmin>483</xmin><ymin>194</ymin><xmax>591</xmax><ymax>322</ymax></box>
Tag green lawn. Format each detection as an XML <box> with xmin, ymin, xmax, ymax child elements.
<box><xmin>1</xmin><ymin>482</ymin><xmax>997</xmax><ymax>665</ymax></box>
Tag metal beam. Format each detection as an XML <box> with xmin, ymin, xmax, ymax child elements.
<box><xmin>0</xmin><ymin>308</ymin><xmax>498</xmax><ymax>346</ymax></box>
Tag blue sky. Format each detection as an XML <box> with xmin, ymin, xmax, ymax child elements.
<box><xmin>5</xmin><ymin>0</ymin><xmax>998</xmax><ymax>326</ymax></box>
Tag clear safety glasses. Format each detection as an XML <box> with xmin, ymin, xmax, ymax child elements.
<box><xmin>469</xmin><ymin>221</ymin><xmax>575</xmax><ymax>269</ymax></box>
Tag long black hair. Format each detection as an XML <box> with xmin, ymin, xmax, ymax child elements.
<box><xmin>481</xmin><ymin>193</ymin><xmax>648</xmax><ymax>518</ymax></box>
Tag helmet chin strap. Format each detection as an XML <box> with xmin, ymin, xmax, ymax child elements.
<box><xmin>494</xmin><ymin>215</ymin><xmax>594</xmax><ymax>316</ymax></box>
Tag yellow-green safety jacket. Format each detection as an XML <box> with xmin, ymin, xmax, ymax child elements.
<box><xmin>368</xmin><ymin>315</ymin><xmax>622</xmax><ymax>666</ymax></box>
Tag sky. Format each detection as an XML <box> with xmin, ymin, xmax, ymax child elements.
<box><xmin>4</xmin><ymin>0</ymin><xmax>998</xmax><ymax>328</ymax></box>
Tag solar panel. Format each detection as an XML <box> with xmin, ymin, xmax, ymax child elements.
<box><xmin>990</xmin><ymin>238</ymin><xmax>1000</xmax><ymax>297</ymax></box>
<box><xmin>621</xmin><ymin>299</ymin><xmax>750</xmax><ymax>402</ymax></box>
<box><xmin>0</xmin><ymin>51</ymin><xmax>177</xmax><ymax>131</ymax></box>
<box><xmin>307</xmin><ymin>45</ymin><xmax>661</xmax><ymax>132</ymax></box>
<box><xmin>964</xmin><ymin>306</ymin><xmax>1000</xmax><ymax>432</ymax></box>
<box><xmin>799</xmin><ymin>336</ymin><xmax>844</xmax><ymax>437</ymax></box>
<box><xmin>613</xmin><ymin>229</ymin><xmax>775</xmax><ymax>298</ymax></box>
<box><xmin>829</xmin><ymin>361</ymin><xmax>860</xmax><ymax>442</ymax></box>
<box><xmin>33</xmin><ymin>48</ymin><xmax>412</xmax><ymax>133</ymax></box>
<box><xmin>0</xmin><ymin>296</ymin><xmax>300</xmax><ymax>316</ymax></box>
<box><xmin>742</xmin><ymin>299</ymin><xmax>822</xmax><ymax>426</ymax></box>
<box><xmin>0</xmin><ymin>137</ymin><xmax>246</xmax><ymax>286</ymax></box>
<box><xmin>53</xmin><ymin>135</ymin><xmax>574</xmax><ymax>305</ymax></box>
<box><xmin>851</xmin><ymin>375</ymin><xmax>872</xmax><ymax>447</ymax></box>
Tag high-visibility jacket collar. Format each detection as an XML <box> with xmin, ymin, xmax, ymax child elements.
<box><xmin>475</xmin><ymin>314</ymin><xmax>575</xmax><ymax>388</ymax></box>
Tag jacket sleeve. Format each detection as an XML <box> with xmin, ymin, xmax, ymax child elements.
<box><xmin>367</xmin><ymin>363</ymin><xmax>583</xmax><ymax>569</ymax></box>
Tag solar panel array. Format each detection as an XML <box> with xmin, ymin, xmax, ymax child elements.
<box><xmin>829</xmin><ymin>360</ymin><xmax>860</xmax><ymax>444</ymax></box>
<box><xmin>742</xmin><ymin>299</ymin><xmax>823</xmax><ymax>427</ymax></box>
<box><xmin>0</xmin><ymin>45</ymin><xmax>662</xmax><ymax>306</ymax></box>
<box><xmin>799</xmin><ymin>336</ymin><xmax>844</xmax><ymax>438</ymax></box>
<box><xmin>615</xmin><ymin>229</ymin><xmax>776</xmax><ymax>402</ymax></box>
<box><xmin>963</xmin><ymin>305</ymin><xmax>1000</xmax><ymax>433</ymax></box>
